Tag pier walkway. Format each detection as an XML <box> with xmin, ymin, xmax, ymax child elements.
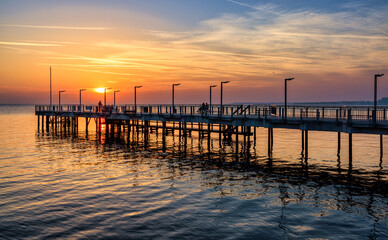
<box><xmin>35</xmin><ymin>104</ymin><xmax>388</xmax><ymax>135</ymax></box>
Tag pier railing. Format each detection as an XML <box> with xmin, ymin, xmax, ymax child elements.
<box><xmin>35</xmin><ymin>104</ymin><xmax>388</xmax><ymax>125</ymax></box>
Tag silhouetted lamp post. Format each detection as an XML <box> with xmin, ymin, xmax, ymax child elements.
<box><xmin>114</xmin><ymin>90</ymin><xmax>120</xmax><ymax>106</ymax></box>
<box><xmin>210</xmin><ymin>85</ymin><xmax>217</xmax><ymax>114</ymax></box>
<box><xmin>285</xmin><ymin>78</ymin><xmax>294</xmax><ymax>121</ymax></box>
<box><xmin>220</xmin><ymin>81</ymin><xmax>230</xmax><ymax>115</ymax></box>
<box><xmin>134</xmin><ymin>86</ymin><xmax>142</xmax><ymax>111</ymax></box>
<box><xmin>50</xmin><ymin>67</ymin><xmax>52</xmax><ymax>107</ymax></box>
<box><xmin>172</xmin><ymin>83</ymin><xmax>181</xmax><ymax>114</ymax></box>
<box><xmin>374</xmin><ymin>73</ymin><xmax>384</xmax><ymax>124</ymax></box>
<box><xmin>104</xmin><ymin>88</ymin><xmax>111</xmax><ymax>106</ymax></box>
<box><xmin>79</xmin><ymin>89</ymin><xmax>86</xmax><ymax>108</ymax></box>
<box><xmin>59</xmin><ymin>90</ymin><xmax>65</xmax><ymax>108</ymax></box>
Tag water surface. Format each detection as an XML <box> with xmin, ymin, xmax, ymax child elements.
<box><xmin>0</xmin><ymin>105</ymin><xmax>387</xmax><ymax>239</ymax></box>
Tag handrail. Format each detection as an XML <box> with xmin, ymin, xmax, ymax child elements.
<box><xmin>34</xmin><ymin>104</ymin><xmax>388</xmax><ymax>124</ymax></box>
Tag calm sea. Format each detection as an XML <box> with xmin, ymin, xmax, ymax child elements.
<box><xmin>0</xmin><ymin>105</ymin><xmax>387</xmax><ymax>239</ymax></box>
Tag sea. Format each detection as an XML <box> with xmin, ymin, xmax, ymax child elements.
<box><xmin>0</xmin><ymin>104</ymin><xmax>387</xmax><ymax>239</ymax></box>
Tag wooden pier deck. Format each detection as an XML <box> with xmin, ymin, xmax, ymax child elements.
<box><xmin>35</xmin><ymin>104</ymin><xmax>387</xmax><ymax>161</ymax></box>
<box><xmin>35</xmin><ymin>104</ymin><xmax>388</xmax><ymax>135</ymax></box>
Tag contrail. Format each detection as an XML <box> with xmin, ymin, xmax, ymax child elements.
<box><xmin>226</xmin><ymin>0</ymin><xmax>282</xmax><ymax>15</ymax></box>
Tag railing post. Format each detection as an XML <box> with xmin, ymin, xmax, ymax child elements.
<box><xmin>372</xmin><ymin>109</ymin><xmax>376</xmax><ymax>125</ymax></box>
<box><xmin>258</xmin><ymin>108</ymin><xmax>261</xmax><ymax>119</ymax></box>
<box><xmin>348</xmin><ymin>109</ymin><xmax>352</xmax><ymax>125</ymax></box>
<box><xmin>322</xmin><ymin>107</ymin><xmax>325</xmax><ymax>119</ymax></box>
<box><xmin>300</xmin><ymin>109</ymin><xmax>303</xmax><ymax>121</ymax></box>
<box><xmin>336</xmin><ymin>109</ymin><xmax>339</xmax><ymax>123</ymax></box>
<box><xmin>316</xmin><ymin>109</ymin><xmax>320</xmax><ymax>121</ymax></box>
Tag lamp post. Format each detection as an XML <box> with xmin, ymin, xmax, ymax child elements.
<box><xmin>210</xmin><ymin>85</ymin><xmax>217</xmax><ymax>114</ymax></box>
<box><xmin>374</xmin><ymin>73</ymin><xmax>384</xmax><ymax>124</ymax></box>
<box><xmin>220</xmin><ymin>81</ymin><xmax>230</xmax><ymax>115</ymax></box>
<box><xmin>285</xmin><ymin>78</ymin><xmax>294</xmax><ymax>121</ymax></box>
<box><xmin>172</xmin><ymin>83</ymin><xmax>181</xmax><ymax>114</ymax></box>
<box><xmin>134</xmin><ymin>86</ymin><xmax>142</xmax><ymax>111</ymax></box>
<box><xmin>59</xmin><ymin>90</ymin><xmax>65</xmax><ymax>108</ymax></box>
<box><xmin>50</xmin><ymin>67</ymin><xmax>52</xmax><ymax>107</ymax></box>
<box><xmin>114</xmin><ymin>90</ymin><xmax>120</xmax><ymax>106</ymax></box>
<box><xmin>79</xmin><ymin>89</ymin><xmax>86</xmax><ymax>108</ymax></box>
<box><xmin>104</xmin><ymin>88</ymin><xmax>111</xmax><ymax>106</ymax></box>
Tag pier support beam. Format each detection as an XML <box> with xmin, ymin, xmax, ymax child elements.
<box><xmin>41</xmin><ymin>115</ymin><xmax>44</xmax><ymax>132</ymax></box>
<box><xmin>380</xmin><ymin>134</ymin><xmax>383</xmax><ymax>160</ymax></box>
<box><xmin>46</xmin><ymin>116</ymin><xmax>49</xmax><ymax>132</ymax></box>
<box><xmin>349</xmin><ymin>133</ymin><xmax>353</xmax><ymax>161</ymax></box>
<box><xmin>337</xmin><ymin>132</ymin><xmax>341</xmax><ymax>158</ymax></box>
<box><xmin>304</xmin><ymin>130</ymin><xmax>308</xmax><ymax>160</ymax></box>
<box><xmin>162</xmin><ymin>121</ymin><xmax>166</xmax><ymax>152</ymax></box>
<box><xmin>268</xmin><ymin>128</ymin><xmax>273</xmax><ymax>158</ymax></box>
<box><xmin>301</xmin><ymin>130</ymin><xmax>308</xmax><ymax>159</ymax></box>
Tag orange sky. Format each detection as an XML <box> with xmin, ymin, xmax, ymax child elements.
<box><xmin>0</xmin><ymin>1</ymin><xmax>387</xmax><ymax>104</ymax></box>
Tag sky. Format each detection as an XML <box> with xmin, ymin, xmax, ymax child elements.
<box><xmin>0</xmin><ymin>0</ymin><xmax>387</xmax><ymax>105</ymax></box>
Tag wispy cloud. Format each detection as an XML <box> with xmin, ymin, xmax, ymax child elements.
<box><xmin>144</xmin><ymin>2</ymin><xmax>388</xmax><ymax>77</ymax></box>
<box><xmin>0</xmin><ymin>41</ymin><xmax>61</xmax><ymax>46</ymax></box>
<box><xmin>226</xmin><ymin>0</ymin><xmax>282</xmax><ymax>16</ymax></box>
<box><xmin>0</xmin><ymin>24</ymin><xmax>110</xmax><ymax>30</ymax></box>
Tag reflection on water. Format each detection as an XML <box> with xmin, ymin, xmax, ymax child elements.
<box><xmin>0</xmin><ymin>105</ymin><xmax>387</xmax><ymax>239</ymax></box>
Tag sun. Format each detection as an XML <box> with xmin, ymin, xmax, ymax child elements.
<box><xmin>95</xmin><ymin>88</ymin><xmax>105</xmax><ymax>93</ymax></box>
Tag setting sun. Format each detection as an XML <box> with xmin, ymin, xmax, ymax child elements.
<box><xmin>95</xmin><ymin>88</ymin><xmax>106</xmax><ymax>93</ymax></box>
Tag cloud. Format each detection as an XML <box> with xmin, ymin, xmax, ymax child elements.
<box><xmin>0</xmin><ymin>41</ymin><xmax>61</xmax><ymax>46</ymax></box>
<box><xmin>0</xmin><ymin>24</ymin><xmax>110</xmax><ymax>30</ymax></box>
<box><xmin>226</xmin><ymin>0</ymin><xmax>282</xmax><ymax>16</ymax></box>
<box><xmin>143</xmin><ymin>2</ymin><xmax>388</xmax><ymax>78</ymax></box>
<box><xmin>4</xmin><ymin>2</ymin><xmax>387</xmax><ymax>91</ymax></box>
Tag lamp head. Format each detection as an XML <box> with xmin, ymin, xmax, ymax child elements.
<box><xmin>221</xmin><ymin>81</ymin><xmax>230</xmax><ymax>84</ymax></box>
<box><xmin>173</xmin><ymin>83</ymin><xmax>181</xmax><ymax>86</ymax></box>
<box><xmin>210</xmin><ymin>85</ymin><xmax>217</xmax><ymax>88</ymax></box>
<box><xmin>80</xmin><ymin>89</ymin><xmax>86</xmax><ymax>91</ymax></box>
<box><xmin>114</xmin><ymin>90</ymin><xmax>120</xmax><ymax>93</ymax></box>
<box><xmin>59</xmin><ymin>90</ymin><xmax>66</xmax><ymax>93</ymax></box>
<box><xmin>375</xmin><ymin>74</ymin><xmax>384</xmax><ymax>77</ymax></box>
<box><xmin>135</xmin><ymin>85</ymin><xmax>143</xmax><ymax>88</ymax></box>
<box><xmin>285</xmin><ymin>78</ymin><xmax>294</xmax><ymax>81</ymax></box>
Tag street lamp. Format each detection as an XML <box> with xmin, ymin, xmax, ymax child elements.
<box><xmin>221</xmin><ymin>81</ymin><xmax>230</xmax><ymax>115</ymax></box>
<box><xmin>114</xmin><ymin>90</ymin><xmax>120</xmax><ymax>106</ymax></box>
<box><xmin>374</xmin><ymin>73</ymin><xmax>384</xmax><ymax>124</ymax></box>
<box><xmin>79</xmin><ymin>89</ymin><xmax>86</xmax><ymax>107</ymax></box>
<box><xmin>50</xmin><ymin>67</ymin><xmax>52</xmax><ymax>107</ymax></box>
<box><xmin>134</xmin><ymin>85</ymin><xmax>142</xmax><ymax>110</ymax></box>
<box><xmin>104</xmin><ymin>88</ymin><xmax>111</xmax><ymax>106</ymax></box>
<box><xmin>59</xmin><ymin>90</ymin><xmax>65</xmax><ymax>108</ymax></box>
<box><xmin>210</xmin><ymin>85</ymin><xmax>217</xmax><ymax>114</ymax></box>
<box><xmin>285</xmin><ymin>78</ymin><xmax>294</xmax><ymax>121</ymax></box>
<box><xmin>172</xmin><ymin>83</ymin><xmax>181</xmax><ymax>114</ymax></box>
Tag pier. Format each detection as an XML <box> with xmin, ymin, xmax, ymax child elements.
<box><xmin>35</xmin><ymin>104</ymin><xmax>387</xmax><ymax>161</ymax></box>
